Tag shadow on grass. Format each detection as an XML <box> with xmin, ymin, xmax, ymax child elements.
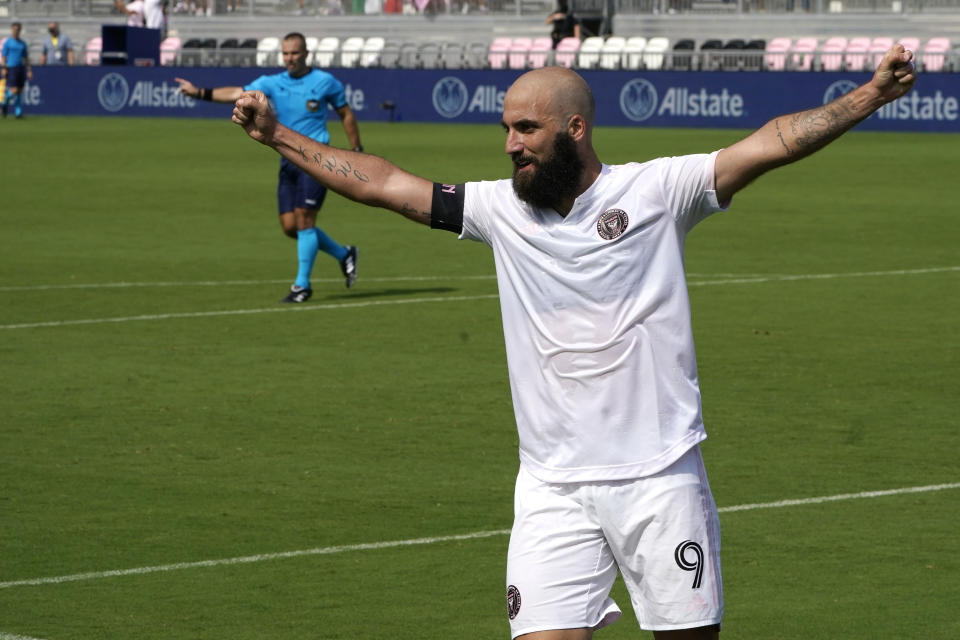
<box><xmin>321</xmin><ymin>287</ymin><xmax>458</xmax><ymax>301</ymax></box>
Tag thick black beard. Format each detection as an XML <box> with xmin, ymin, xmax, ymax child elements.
<box><xmin>511</xmin><ymin>132</ymin><xmax>583</xmax><ymax>211</ymax></box>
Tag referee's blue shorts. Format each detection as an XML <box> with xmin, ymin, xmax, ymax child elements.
<box><xmin>4</xmin><ymin>66</ymin><xmax>27</xmax><ymax>90</ymax></box>
<box><xmin>277</xmin><ymin>157</ymin><xmax>328</xmax><ymax>213</ymax></box>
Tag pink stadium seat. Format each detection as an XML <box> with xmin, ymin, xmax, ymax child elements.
<box><xmin>790</xmin><ymin>36</ymin><xmax>818</xmax><ymax>71</ymax></box>
<box><xmin>508</xmin><ymin>37</ymin><xmax>532</xmax><ymax>70</ymax></box>
<box><xmin>868</xmin><ymin>36</ymin><xmax>893</xmax><ymax>70</ymax></box>
<box><xmin>820</xmin><ymin>36</ymin><xmax>847</xmax><ymax>71</ymax></box>
<box><xmin>764</xmin><ymin>36</ymin><xmax>791</xmax><ymax>71</ymax></box>
<box><xmin>487</xmin><ymin>36</ymin><xmax>511</xmax><ymax>70</ymax></box>
<box><xmin>554</xmin><ymin>36</ymin><xmax>580</xmax><ymax>68</ymax></box>
<box><xmin>897</xmin><ymin>37</ymin><xmax>920</xmax><ymax>55</ymax></box>
<box><xmin>85</xmin><ymin>37</ymin><xmax>102</xmax><ymax>66</ymax></box>
<box><xmin>843</xmin><ymin>36</ymin><xmax>871</xmax><ymax>71</ymax></box>
<box><xmin>921</xmin><ymin>36</ymin><xmax>950</xmax><ymax>72</ymax></box>
<box><xmin>527</xmin><ymin>37</ymin><xmax>552</xmax><ymax>69</ymax></box>
<box><xmin>160</xmin><ymin>36</ymin><xmax>181</xmax><ymax>66</ymax></box>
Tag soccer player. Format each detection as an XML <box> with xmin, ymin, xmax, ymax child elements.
<box><xmin>233</xmin><ymin>46</ymin><xmax>916</xmax><ymax>638</ymax></box>
<box><xmin>1</xmin><ymin>23</ymin><xmax>33</xmax><ymax>119</ymax></box>
<box><xmin>175</xmin><ymin>31</ymin><xmax>362</xmax><ymax>302</ymax></box>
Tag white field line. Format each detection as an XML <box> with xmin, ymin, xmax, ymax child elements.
<box><xmin>1</xmin><ymin>481</ymin><xmax>956</xmax><ymax>592</ymax></box>
<box><xmin>0</xmin><ymin>275</ymin><xmax>498</xmax><ymax>292</ymax></box>
<box><xmin>1</xmin><ymin>266</ymin><xmax>957</xmax><ymax>332</ymax></box>
<box><xmin>0</xmin><ymin>294</ymin><xmax>501</xmax><ymax>331</ymax></box>
<box><xmin>0</xmin><ymin>634</ymin><xmax>47</xmax><ymax>640</ymax></box>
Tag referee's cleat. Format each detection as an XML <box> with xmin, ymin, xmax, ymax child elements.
<box><xmin>340</xmin><ymin>245</ymin><xmax>358</xmax><ymax>289</ymax></box>
<box><xmin>280</xmin><ymin>285</ymin><xmax>312</xmax><ymax>303</ymax></box>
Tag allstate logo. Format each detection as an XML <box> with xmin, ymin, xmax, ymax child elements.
<box><xmin>432</xmin><ymin>76</ymin><xmax>469</xmax><ymax>119</ymax></box>
<box><xmin>98</xmin><ymin>73</ymin><xmax>129</xmax><ymax>112</ymax></box>
<box><xmin>619</xmin><ymin>78</ymin><xmax>658</xmax><ymax>122</ymax></box>
<box><xmin>822</xmin><ymin>80</ymin><xmax>859</xmax><ymax>105</ymax></box>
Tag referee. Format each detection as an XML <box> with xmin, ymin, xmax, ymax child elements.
<box><xmin>1</xmin><ymin>23</ymin><xmax>33</xmax><ymax>119</ymax></box>
<box><xmin>176</xmin><ymin>32</ymin><xmax>363</xmax><ymax>303</ymax></box>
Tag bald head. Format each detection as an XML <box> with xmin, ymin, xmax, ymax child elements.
<box><xmin>506</xmin><ymin>67</ymin><xmax>596</xmax><ymax>129</ymax></box>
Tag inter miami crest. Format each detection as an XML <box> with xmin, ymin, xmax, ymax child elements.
<box><xmin>597</xmin><ymin>208</ymin><xmax>629</xmax><ymax>240</ymax></box>
<box><xmin>506</xmin><ymin>585</ymin><xmax>521</xmax><ymax>620</ymax></box>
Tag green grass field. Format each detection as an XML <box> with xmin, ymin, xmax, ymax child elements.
<box><xmin>1</xmin><ymin>116</ymin><xmax>958</xmax><ymax>639</ymax></box>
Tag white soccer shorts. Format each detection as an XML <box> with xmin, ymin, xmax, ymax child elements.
<box><xmin>505</xmin><ymin>445</ymin><xmax>723</xmax><ymax>637</ymax></box>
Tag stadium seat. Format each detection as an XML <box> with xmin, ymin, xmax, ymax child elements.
<box><xmin>820</xmin><ymin>36</ymin><xmax>847</xmax><ymax>71</ymax></box>
<box><xmin>897</xmin><ymin>36</ymin><xmax>920</xmax><ymax>56</ymax></box>
<box><xmin>378</xmin><ymin>40</ymin><xmax>402</xmax><ymax>68</ymax></box>
<box><xmin>360</xmin><ymin>36</ymin><xmax>385</xmax><ymax>67</ymax></box>
<box><xmin>599</xmin><ymin>36</ymin><xmax>626</xmax><ymax>70</ymax></box>
<box><xmin>527</xmin><ymin>37</ymin><xmax>553</xmax><ymax>69</ymax></box>
<box><xmin>553</xmin><ymin>36</ymin><xmax>580</xmax><ymax>68</ymax></box>
<box><xmin>743</xmin><ymin>39</ymin><xmax>765</xmax><ymax>70</ymax></box>
<box><xmin>179</xmin><ymin>38</ymin><xmax>204</xmax><ymax>67</ymax></box>
<box><xmin>418</xmin><ymin>42</ymin><xmax>442</xmax><ymax>69</ymax></box>
<box><xmin>464</xmin><ymin>41</ymin><xmax>490</xmax><ymax>69</ymax></box>
<box><xmin>669</xmin><ymin>38</ymin><xmax>694</xmax><ymax>71</ymax></box>
<box><xmin>339</xmin><ymin>36</ymin><xmax>365</xmax><ymax>68</ymax></box>
<box><xmin>159</xmin><ymin>36</ymin><xmax>181</xmax><ymax>66</ymax></box>
<box><xmin>790</xmin><ymin>36</ymin><xmax>818</xmax><ymax>70</ymax></box>
<box><xmin>85</xmin><ymin>36</ymin><xmax>102</xmax><ymax>66</ymax></box>
<box><xmin>623</xmin><ymin>36</ymin><xmax>647</xmax><ymax>70</ymax></box>
<box><xmin>921</xmin><ymin>36</ymin><xmax>950</xmax><ymax>72</ymax></box>
<box><xmin>843</xmin><ymin>36</ymin><xmax>871</xmax><ymax>71</ymax></box>
<box><xmin>508</xmin><ymin>37</ymin><xmax>533</xmax><ymax>70</ymax></box>
<box><xmin>721</xmin><ymin>38</ymin><xmax>747</xmax><ymax>70</ymax></box>
<box><xmin>642</xmin><ymin>36</ymin><xmax>669</xmax><ymax>70</ymax></box>
<box><xmin>868</xmin><ymin>36</ymin><xmax>893</xmax><ymax>70</ymax></box>
<box><xmin>440</xmin><ymin>41</ymin><xmax>465</xmax><ymax>69</ymax></box>
<box><xmin>765</xmin><ymin>36</ymin><xmax>791</xmax><ymax>71</ymax></box>
<box><xmin>487</xmin><ymin>37</ymin><xmax>512</xmax><ymax>70</ymax></box>
<box><xmin>699</xmin><ymin>38</ymin><xmax>723</xmax><ymax>71</ymax></box>
<box><xmin>256</xmin><ymin>36</ymin><xmax>280</xmax><ymax>67</ymax></box>
<box><xmin>218</xmin><ymin>38</ymin><xmax>240</xmax><ymax>67</ymax></box>
<box><xmin>577</xmin><ymin>36</ymin><xmax>604</xmax><ymax>69</ymax></box>
<box><xmin>398</xmin><ymin>41</ymin><xmax>420</xmax><ymax>69</ymax></box>
<box><xmin>313</xmin><ymin>36</ymin><xmax>339</xmax><ymax>67</ymax></box>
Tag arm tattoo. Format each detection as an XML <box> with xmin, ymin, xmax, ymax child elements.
<box><xmin>296</xmin><ymin>145</ymin><xmax>308</xmax><ymax>163</ymax></box>
<box><xmin>400</xmin><ymin>202</ymin><xmax>430</xmax><ymax>222</ymax></box>
<box><xmin>788</xmin><ymin>96</ymin><xmax>861</xmax><ymax>152</ymax></box>
<box><xmin>303</xmin><ymin>148</ymin><xmax>371</xmax><ymax>183</ymax></box>
<box><xmin>775</xmin><ymin>119</ymin><xmax>793</xmax><ymax>156</ymax></box>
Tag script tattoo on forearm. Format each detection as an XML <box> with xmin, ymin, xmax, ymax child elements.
<box><xmin>302</xmin><ymin>147</ymin><xmax>370</xmax><ymax>183</ymax></box>
<box><xmin>400</xmin><ymin>202</ymin><xmax>430</xmax><ymax>223</ymax></box>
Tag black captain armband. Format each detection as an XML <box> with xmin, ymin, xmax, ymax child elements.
<box><xmin>430</xmin><ymin>183</ymin><xmax>465</xmax><ymax>234</ymax></box>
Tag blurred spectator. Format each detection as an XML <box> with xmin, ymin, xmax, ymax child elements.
<box><xmin>115</xmin><ymin>0</ymin><xmax>166</xmax><ymax>29</ymax></box>
<box><xmin>40</xmin><ymin>22</ymin><xmax>75</xmax><ymax>66</ymax></box>
<box><xmin>546</xmin><ymin>0</ymin><xmax>581</xmax><ymax>49</ymax></box>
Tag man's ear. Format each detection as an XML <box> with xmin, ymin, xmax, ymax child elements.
<box><xmin>568</xmin><ymin>114</ymin><xmax>587</xmax><ymax>141</ymax></box>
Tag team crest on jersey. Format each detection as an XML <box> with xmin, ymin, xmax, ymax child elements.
<box><xmin>306</xmin><ymin>99</ymin><xmax>320</xmax><ymax>112</ymax></box>
<box><xmin>597</xmin><ymin>208</ymin><xmax>629</xmax><ymax>240</ymax></box>
<box><xmin>506</xmin><ymin>585</ymin><xmax>521</xmax><ymax>620</ymax></box>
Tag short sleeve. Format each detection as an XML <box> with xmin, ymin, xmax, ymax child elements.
<box><xmin>460</xmin><ymin>181</ymin><xmax>495</xmax><ymax>246</ymax></box>
<box><xmin>658</xmin><ymin>150</ymin><xmax>728</xmax><ymax>232</ymax></box>
<box><xmin>244</xmin><ymin>75</ymin><xmax>270</xmax><ymax>94</ymax></box>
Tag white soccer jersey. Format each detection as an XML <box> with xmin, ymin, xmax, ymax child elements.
<box><xmin>460</xmin><ymin>152</ymin><xmax>726</xmax><ymax>483</ymax></box>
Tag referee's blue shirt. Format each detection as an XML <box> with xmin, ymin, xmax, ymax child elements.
<box><xmin>245</xmin><ymin>69</ymin><xmax>348</xmax><ymax>144</ymax></box>
<box><xmin>2</xmin><ymin>38</ymin><xmax>29</xmax><ymax>67</ymax></box>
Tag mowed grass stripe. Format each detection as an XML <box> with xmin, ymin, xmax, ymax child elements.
<box><xmin>3</xmin><ymin>482</ymin><xmax>956</xmax><ymax>591</ymax></box>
